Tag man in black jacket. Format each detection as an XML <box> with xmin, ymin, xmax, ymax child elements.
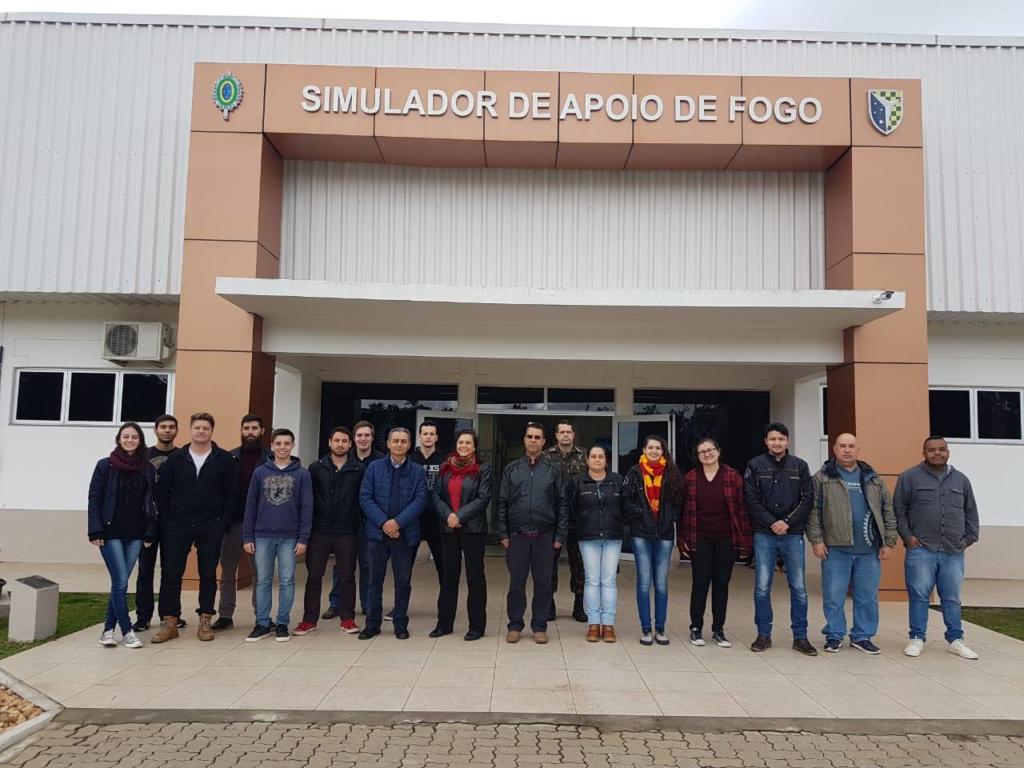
<box><xmin>743</xmin><ymin>422</ymin><xmax>816</xmax><ymax>656</ymax></box>
<box><xmin>153</xmin><ymin>412</ymin><xmax>238</xmax><ymax>644</ymax></box>
<box><xmin>211</xmin><ymin>413</ymin><xmax>266</xmax><ymax>631</ymax></box>
<box><xmin>296</xmin><ymin>427</ymin><xmax>365</xmax><ymax>636</ymax></box>
<box><xmin>497</xmin><ymin>422</ymin><xmax>569</xmax><ymax>644</ymax></box>
<box><xmin>411</xmin><ymin>420</ymin><xmax>445</xmax><ymax>587</ymax></box>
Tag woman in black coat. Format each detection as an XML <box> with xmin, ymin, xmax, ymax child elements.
<box><xmin>430</xmin><ymin>429</ymin><xmax>493</xmax><ymax>641</ymax></box>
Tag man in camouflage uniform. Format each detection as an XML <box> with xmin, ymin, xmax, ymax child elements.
<box><xmin>545</xmin><ymin>419</ymin><xmax>588</xmax><ymax>623</ymax></box>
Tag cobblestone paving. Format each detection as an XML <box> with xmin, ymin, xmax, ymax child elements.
<box><xmin>3</xmin><ymin>722</ymin><xmax>1023</xmax><ymax>768</ymax></box>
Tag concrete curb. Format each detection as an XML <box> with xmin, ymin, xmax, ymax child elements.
<box><xmin>55</xmin><ymin>708</ymin><xmax>1024</xmax><ymax>737</ymax></box>
<box><xmin>0</xmin><ymin>670</ymin><xmax>63</xmax><ymax>757</ymax></box>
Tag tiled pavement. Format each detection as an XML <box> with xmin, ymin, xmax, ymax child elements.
<box><xmin>2</xmin><ymin>558</ymin><xmax>1024</xmax><ymax>719</ymax></box>
<box><xmin>4</xmin><ymin>721</ymin><xmax>1024</xmax><ymax>767</ymax></box>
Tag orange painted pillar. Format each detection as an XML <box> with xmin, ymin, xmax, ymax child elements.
<box><xmin>825</xmin><ymin>80</ymin><xmax>927</xmax><ymax>600</ymax></box>
<box><xmin>176</xmin><ymin>63</ymin><xmax>283</xmax><ymax>589</ymax></box>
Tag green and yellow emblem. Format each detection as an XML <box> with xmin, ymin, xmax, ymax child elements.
<box><xmin>212</xmin><ymin>72</ymin><xmax>243</xmax><ymax>121</ymax></box>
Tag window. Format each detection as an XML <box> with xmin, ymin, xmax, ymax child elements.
<box><xmin>121</xmin><ymin>373</ymin><xmax>170</xmax><ymax>422</ymax></box>
<box><xmin>547</xmin><ymin>387</ymin><xmax>614</xmax><ymax>412</ymax></box>
<box><xmin>928</xmin><ymin>389</ymin><xmax>971</xmax><ymax>440</ymax></box>
<box><xmin>977</xmin><ymin>390</ymin><xmax>1022</xmax><ymax>440</ymax></box>
<box><xmin>12</xmin><ymin>369</ymin><xmax>173</xmax><ymax>425</ymax></box>
<box><xmin>477</xmin><ymin>386</ymin><xmax>544</xmax><ymax>410</ymax></box>
<box><xmin>821</xmin><ymin>385</ymin><xmax>828</xmax><ymax>438</ymax></box>
<box><xmin>476</xmin><ymin>387</ymin><xmax>614</xmax><ymax>412</ymax></box>
<box><xmin>15</xmin><ymin>371</ymin><xmax>65</xmax><ymax>421</ymax></box>
<box><xmin>927</xmin><ymin>388</ymin><xmax>1024</xmax><ymax>442</ymax></box>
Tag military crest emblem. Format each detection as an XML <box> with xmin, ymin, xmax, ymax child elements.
<box><xmin>868</xmin><ymin>89</ymin><xmax>903</xmax><ymax>135</ymax></box>
<box><xmin>264</xmin><ymin>474</ymin><xmax>294</xmax><ymax>506</ymax></box>
<box><xmin>212</xmin><ymin>72</ymin><xmax>243</xmax><ymax>121</ymax></box>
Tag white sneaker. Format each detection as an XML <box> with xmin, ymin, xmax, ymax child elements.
<box><xmin>948</xmin><ymin>639</ymin><xmax>979</xmax><ymax>660</ymax></box>
<box><xmin>121</xmin><ymin>630</ymin><xmax>143</xmax><ymax>649</ymax></box>
<box><xmin>100</xmin><ymin>629</ymin><xmax>117</xmax><ymax>647</ymax></box>
<box><xmin>903</xmin><ymin>638</ymin><xmax>924</xmax><ymax>657</ymax></box>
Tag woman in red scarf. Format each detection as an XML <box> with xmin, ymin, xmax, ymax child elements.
<box><xmin>430</xmin><ymin>429</ymin><xmax>494</xmax><ymax>641</ymax></box>
<box><xmin>624</xmin><ymin>435</ymin><xmax>683</xmax><ymax>646</ymax></box>
<box><xmin>87</xmin><ymin>422</ymin><xmax>158</xmax><ymax>650</ymax></box>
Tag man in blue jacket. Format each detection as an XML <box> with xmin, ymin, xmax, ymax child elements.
<box><xmin>358</xmin><ymin>427</ymin><xmax>427</xmax><ymax>640</ymax></box>
<box><xmin>242</xmin><ymin>428</ymin><xmax>313</xmax><ymax>643</ymax></box>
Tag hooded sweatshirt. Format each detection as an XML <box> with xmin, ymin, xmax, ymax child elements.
<box><xmin>242</xmin><ymin>457</ymin><xmax>314</xmax><ymax>545</ymax></box>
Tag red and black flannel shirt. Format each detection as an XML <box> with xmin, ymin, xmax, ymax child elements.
<box><xmin>678</xmin><ymin>464</ymin><xmax>753</xmax><ymax>556</ymax></box>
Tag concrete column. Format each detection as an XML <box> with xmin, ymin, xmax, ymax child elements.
<box><xmin>825</xmin><ymin>80</ymin><xmax>927</xmax><ymax>599</ymax></box>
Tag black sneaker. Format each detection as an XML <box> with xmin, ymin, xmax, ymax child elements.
<box><xmin>275</xmin><ymin>624</ymin><xmax>290</xmax><ymax>642</ymax></box>
<box><xmin>824</xmin><ymin>638</ymin><xmax>842</xmax><ymax>653</ymax></box>
<box><xmin>750</xmin><ymin>634</ymin><xmax>772</xmax><ymax>652</ymax></box>
<box><xmin>321</xmin><ymin>606</ymin><xmax>338</xmax><ymax>620</ymax></box>
<box><xmin>210</xmin><ymin>617</ymin><xmax>233</xmax><ymax>631</ymax></box>
<box><xmin>383</xmin><ymin>609</ymin><xmax>395</xmax><ymax>622</ymax></box>
<box><xmin>358</xmin><ymin>628</ymin><xmax>380</xmax><ymax>640</ymax></box>
<box><xmin>793</xmin><ymin>638</ymin><xmax>819</xmax><ymax>656</ymax></box>
<box><xmin>132</xmin><ymin>619</ymin><xmax>150</xmax><ymax>632</ymax></box>
<box><xmin>712</xmin><ymin>631</ymin><xmax>732</xmax><ymax>648</ymax></box>
<box><xmin>689</xmin><ymin>628</ymin><xmax>705</xmax><ymax>646</ymax></box>
<box><xmin>572</xmin><ymin>595</ymin><xmax>588</xmax><ymax>623</ymax></box>
<box><xmin>851</xmin><ymin>639</ymin><xmax>881</xmax><ymax>655</ymax></box>
<box><xmin>246</xmin><ymin>624</ymin><xmax>272</xmax><ymax>642</ymax></box>
<box><xmin>176</xmin><ymin>618</ymin><xmax>188</xmax><ymax>629</ymax></box>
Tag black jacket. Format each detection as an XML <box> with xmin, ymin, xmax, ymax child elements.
<box><xmin>434</xmin><ymin>463</ymin><xmax>494</xmax><ymax>535</ymax></box>
<box><xmin>743</xmin><ymin>451</ymin><xmax>813</xmax><ymax>535</ymax></box>
<box><xmin>87</xmin><ymin>458</ymin><xmax>159</xmax><ymax>542</ymax></box>
<box><xmin>571</xmin><ymin>471</ymin><xmax>626</xmax><ymax>541</ymax></box>
<box><xmin>496</xmin><ymin>456</ymin><xmax>569</xmax><ymax>543</ymax></box>
<box><xmin>623</xmin><ymin>465</ymin><xmax>678</xmax><ymax>541</ymax></box>
<box><xmin>156</xmin><ymin>443</ymin><xmax>238</xmax><ymax>527</ymax></box>
<box><xmin>308</xmin><ymin>454</ymin><xmax>365</xmax><ymax>535</ymax></box>
<box><xmin>412</xmin><ymin>449</ymin><xmax>445</xmax><ymax>533</ymax></box>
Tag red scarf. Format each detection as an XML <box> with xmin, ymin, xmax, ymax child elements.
<box><xmin>441</xmin><ymin>453</ymin><xmax>479</xmax><ymax>515</ymax></box>
<box><xmin>639</xmin><ymin>455</ymin><xmax>667</xmax><ymax>522</ymax></box>
<box><xmin>109</xmin><ymin>447</ymin><xmax>146</xmax><ymax>473</ymax></box>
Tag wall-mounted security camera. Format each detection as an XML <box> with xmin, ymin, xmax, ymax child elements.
<box><xmin>872</xmin><ymin>290</ymin><xmax>896</xmax><ymax>304</ymax></box>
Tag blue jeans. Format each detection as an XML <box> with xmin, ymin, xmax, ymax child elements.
<box><xmin>366</xmin><ymin>534</ymin><xmax>414</xmax><ymax>633</ymax></box>
<box><xmin>820</xmin><ymin>548</ymin><xmax>881</xmax><ymax>642</ymax></box>
<box><xmin>905</xmin><ymin>546</ymin><xmax>965</xmax><ymax>642</ymax></box>
<box><xmin>753</xmin><ymin>532</ymin><xmax>808</xmax><ymax>639</ymax></box>
<box><xmin>254</xmin><ymin>538</ymin><xmax>297</xmax><ymax>627</ymax></box>
<box><xmin>632</xmin><ymin>537</ymin><xmax>672</xmax><ymax>632</ymax></box>
<box><xmin>579</xmin><ymin>538</ymin><xmax>622</xmax><ymax>625</ymax></box>
<box><xmin>99</xmin><ymin>539</ymin><xmax>143</xmax><ymax>635</ymax></box>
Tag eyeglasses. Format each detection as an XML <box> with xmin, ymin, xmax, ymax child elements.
<box><xmin>525</xmin><ymin>435</ymin><xmax>544</xmax><ymax>440</ymax></box>
<box><xmin>697</xmin><ymin>448</ymin><xmax>719</xmax><ymax>456</ymax></box>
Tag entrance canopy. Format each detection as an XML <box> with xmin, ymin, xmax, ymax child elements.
<box><xmin>217</xmin><ymin>277</ymin><xmax>903</xmax><ymax>365</ymax></box>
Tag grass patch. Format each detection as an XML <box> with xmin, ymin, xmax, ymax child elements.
<box><xmin>0</xmin><ymin>592</ymin><xmax>110</xmax><ymax>660</ymax></box>
<box><xmin>960</xmin><ymin>607</ymin><xmax>1024</xmax><ymax>642</ymax></box>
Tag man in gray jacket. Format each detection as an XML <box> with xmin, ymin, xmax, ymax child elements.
<box><xmin>895</xmin><ymin>436</ymin><xmax>980</xmax><ymax>660</ymax></box>
<box><xmin>808</xmin><ymin>433</ymin><xmax>897</xmax><ymax>655</ymax></box>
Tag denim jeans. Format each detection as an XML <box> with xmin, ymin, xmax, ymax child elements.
<box><xmin>632</xmin><ymin>537</ymin><xmax>672</xmax><ymax>632</ymax></box>
<box><xmin>579</xmin><ymin>538</ymin><xmax>622</xmax><ymax>625</ymax></box>
<box><xmin>820</xmin><ymin>548</ymin><xmax>881</xmax><ymax>642</ymax></box>
<box><xmin>366</xmin><ymin>534</ymin><xmax>414</xmax><ymax>633</ymax></box>
<box><xmin>100</xmin><ymin>539</ymin><xmax>143</xmax><ymax>635</ymax></box>
<box><xmin>753</xmin><ymin>532</ymin><xmax>808</xmax><ymax>639</ymax></box>
<box><xmin>905</xmin><ymin>546</ymin><xmax>965</xmax><ymax>642</ymax></box>
<box><xmin>254</xmin><ymin>538</ymin><xmax>297</xmax><ymax>628</ymax></box>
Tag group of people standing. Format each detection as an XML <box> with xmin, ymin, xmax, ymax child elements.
<box><xmin>88</xmin><ymin>412</ymin><xmax>981</xmax><ymax>661</ymax></box>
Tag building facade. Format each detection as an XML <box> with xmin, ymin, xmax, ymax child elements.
<box><xmin>0</xmin><ymin>14</ymin><xmax>1021</xmax><ymax>581</ymax></box>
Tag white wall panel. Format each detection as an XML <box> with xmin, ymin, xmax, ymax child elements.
<box><xmin>281</xmin><ymin>162</ymin><xmax>825</xmax><ymax>291</ymax></box>
<box><xmin>2</xmin><ymin>16</ymin><xmax>1023</xmax><ymax>310</ymax></box>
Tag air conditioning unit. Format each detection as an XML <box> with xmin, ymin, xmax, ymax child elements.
<box><xmin>102</xmin><ymin>322</ymin><xmax>174</xmax><ymax>365</ymax></box>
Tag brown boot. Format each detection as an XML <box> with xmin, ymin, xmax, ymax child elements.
<box><xmin>197</xmin><ymin>613</ymin><xmax>215</xmax><ymax>641</ymax></box>
<box><xmin>534</xmin><ymin>631</ymin><xmax>548</xmax><ymax>644</ymax></box>
<box><xmin>151</xmin><ymin>616</ymin><xmax>179</xmax><ymax>644</ymax></box>
<box><xmin>586</xmin><ymin>624</ymin><xmax>601</xmax><ymax>643</ymax></box>
<box><xmin>602</xmin><ymin>625</ymin><xmax>617</xmax><ymax>643</ymax></box>
<box><xmin>506</xmin><ymin>629</ymin><xmax>521</xmax><ymax>644</ymax></box>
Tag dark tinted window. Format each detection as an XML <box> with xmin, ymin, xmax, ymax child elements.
<box><xmin>68</xmin><ymin>372</ymin><xmax>116</xmax><ymax>422</ymax></box>
<box><xmin>821</xmin><ymin>386</ymin><xmax>828</xmax><ymax>437</ymax></box>
<box><xmin>477</xmin><ymin>386</ymin><xmax>544</xmax><ymax>410</ymax></box>
<box><xmin>928</xmin><ymin>389</ymin><xmax>971</xmax><ymax>439</ymax></box>
<box><xmin>15</xmin><ymin>371</ymin><xmax>64</xmax><ymax>421</ymax></box>
<box><xmin>547</xmin><ymin>387</ymin><xmax>614</xmax><ymax>412</ymax></box>
<box><xmin>977</xmin><ymin>390</ymin><xmax>1022</xmax><ymax>440</ymax></box>
<box><xmin>120</xmin><ymin>373</ymin><xmax>169</xmax><ymax>422</ymax></box>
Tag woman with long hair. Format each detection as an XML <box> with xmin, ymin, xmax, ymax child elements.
<box><xmin>679</xmin><ymin>437</ymin><xmax>752</xmax><ymax>648</ymax></box>
<box><xmin>430</xmin><ymin>429</ymin><xmax>493</xmax><ymax>641</ymax></box>
<box><xmin>87</xmin><ymin>422</ymin><xmax>158</xmax><ymax>649</ymax></box>
<box><xmin>574</xmin><ymin>445</ymin><xmax>626</xmax><ymax>643</ymax></box>
<box><xmin>624</xmin><ymin>435</ymin><xmax>683</xmax><ymax>646</ymax></box>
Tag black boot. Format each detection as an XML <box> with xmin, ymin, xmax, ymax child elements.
<box><xmin>572</xmin><ymin>594</ymin><xmax>588</xmax><ymax>623</ymax></box>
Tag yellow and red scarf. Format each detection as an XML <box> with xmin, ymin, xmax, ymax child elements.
<box><xmin>639</xmin><ymin>455</ymin><xmax>667</xmax><ymax>521</ymax></box>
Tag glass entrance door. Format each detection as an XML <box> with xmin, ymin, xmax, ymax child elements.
<box><xmin>612</xmin><ymin>415</ymin><xmax>676</xmax><ymax>475</ymax></box>
<box><xmin>415</xmin><ymin>410</ymin><xmax>477</xmax><ymax>456</ymax></box>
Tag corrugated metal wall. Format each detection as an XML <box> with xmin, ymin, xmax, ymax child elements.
<box><xmin>281</xmin><ymin>162</ymin><xmax>824</xmax><ymax>291</ymax></box>
<box><xmin>2</xmin><ymin>17</ymin><xmax>1023</xmax><ymax>311</ymax></box>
